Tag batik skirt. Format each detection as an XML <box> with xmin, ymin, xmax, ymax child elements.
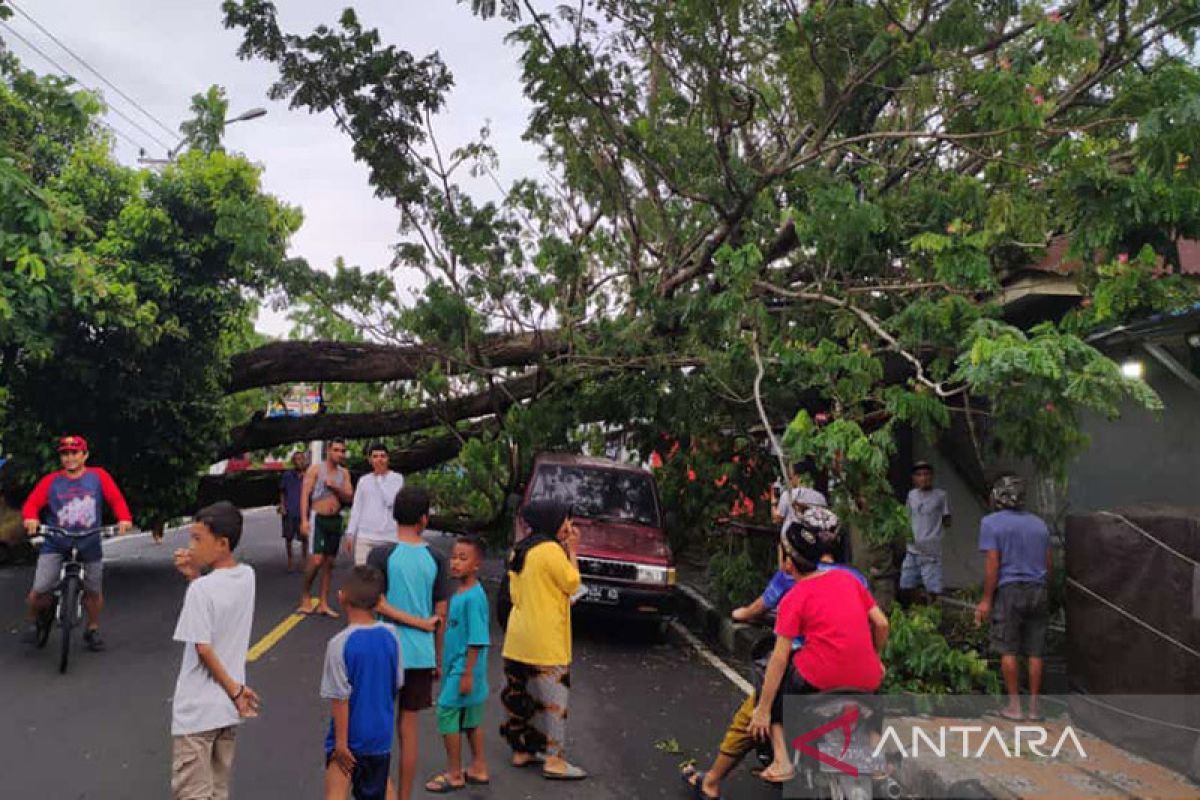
<box><xmin>499</xmin><ymin>659</ymin><xmax>571</xmax><ymax>758</ymax></box>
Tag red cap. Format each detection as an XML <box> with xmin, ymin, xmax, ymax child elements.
<box><xmin>57</xmin><ymin>435</ymin><xmax>88</xmax><ymax>453</ymax></box>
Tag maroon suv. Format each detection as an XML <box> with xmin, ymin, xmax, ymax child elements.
<box><xmin>499</xmin><ymin>453</ymin><xmax>676</xmax><ymax>629</ymax></box>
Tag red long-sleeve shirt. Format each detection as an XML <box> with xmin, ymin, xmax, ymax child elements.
<box><xmin>23</xmin><ymin>467</ymin><xmax>133</xmax><ymax>530</ymax></box>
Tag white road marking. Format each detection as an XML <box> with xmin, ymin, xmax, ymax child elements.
<box><xmin>670</xmin><ymin>620</ymin><xmax>754</xmax><ymax>695</ymax></box>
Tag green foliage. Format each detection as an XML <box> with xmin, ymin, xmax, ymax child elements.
<box><xmin>217</xmin><ymin>0</ymin><xmax>1199</xmax><ymax>545</ymax></box>
<box><xmin>707</xmin><ymin>546</ymin><xmax>763</xmax><ymax>613</ymax></box>
<box><xmin>881</xmin><ymin>606</ymin><xmax>999</xmax><ymax>695</ymax></box>
<box><xmin>0</xmin><ymin>54</ymin><xmax>299</xmax><ymax>526</ymax></box>
<box><xmin>180</xmin><ymin>85</ymin><xmax>231</xmax><ymax>155</ymax></box>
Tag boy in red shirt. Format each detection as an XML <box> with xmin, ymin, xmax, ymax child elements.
<box><xmin>683</xmin><ymin>508</ymin><xmax>889</xmax><ymax>799</ymax></box>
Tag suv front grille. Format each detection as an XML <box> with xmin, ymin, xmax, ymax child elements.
<box><xmin>578</xmin><ymin>557</ymin><xmax>638</xmax><ymax>582</ymax></box>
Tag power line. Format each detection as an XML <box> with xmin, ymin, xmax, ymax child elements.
<box><xmin>8</xmin><ymin>1</ymin><xmax>178</xmax><ymax>141</ymax></box>
<box><xmin>0</xmin><ymin>19</ymin><xmax>169</xmax><ymax>152</ymax></box>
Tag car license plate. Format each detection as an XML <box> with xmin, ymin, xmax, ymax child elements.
<box><xmin>581</xmin><ymin>584</ymin><xmax>620</xmax><ymax>605</ymax></box>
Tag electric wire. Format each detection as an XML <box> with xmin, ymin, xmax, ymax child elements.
<box><xmin>8</xmin><ymin>1</ymin><xmax>177</xmax><ymax>140</ymax></box>
<box><xmin>0</xmin><ymin>19</ymin><xmax>169</xmax><ymax>152</ymax></box>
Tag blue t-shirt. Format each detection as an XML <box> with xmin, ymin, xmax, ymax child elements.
<box><xmin>367</xmin><ymin>541</ymin><xmax>452</xmax><ymax>670</ymax></box>
<box><xmin>320</xmin><ymin>623</ymin><xmax>403</xmax><ymax>755</ymax></box>
<box><xmin>280</xmin><ymin>470</ymin><xmax>304</xmax><ymax>518</ymax></box>
<box><xmin>979</xmin><ymin>510</ymin><xmax>1050</xmax><ymax>587</ymax></box>
<box><xmin>437</xmin><ymin>583</ymin><xmax>491</xmax><ymax>709</ymax></box>
<box><xmin>760</xmin><ymin>563</ymin><xmax>868</xmax><ymax>611</ymax></box>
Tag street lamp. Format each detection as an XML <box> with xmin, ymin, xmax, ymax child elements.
<box><xmin>138</xmin><ymin>107</ymin><xmax>268</xmax><ymax>165</ymax></box>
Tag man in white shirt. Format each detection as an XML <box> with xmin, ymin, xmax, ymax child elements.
<box><xmin>346</xmin><ymin>442</ymin><xmax>405</xmax><ymax>566</ymax></box>
<box><xmin>772</xmin><ymin>461</ymin><xmax>828</xmax><ymax>532</ymax></box>
<box><xmin>900</xmin><ymin>461</ymin><xmax>951</xmax><ymax>603</ymax></box>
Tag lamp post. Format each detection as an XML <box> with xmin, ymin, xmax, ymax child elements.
<box><xmin>137</xmin><ymin>107</ymin><xmax>268</xmax><ymax>166</ymax></box>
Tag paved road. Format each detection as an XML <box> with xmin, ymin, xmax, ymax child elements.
<box><xmin>0</xmin><ymin>509</ymin><xmax>775</xmax><ymax>799</ymax></box>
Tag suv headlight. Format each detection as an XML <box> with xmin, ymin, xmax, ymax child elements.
<box><xmin>635</xmin><ymin>565</ymin><xmax>677</xmax><ymax>586</ymax></box>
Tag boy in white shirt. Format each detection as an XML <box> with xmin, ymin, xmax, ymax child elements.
<box><xmin>170</xmin><ymin>501</ymin><xmax>259</xmax><ymax>800</ymax></box>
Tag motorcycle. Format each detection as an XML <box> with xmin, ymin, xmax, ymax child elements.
<box><xmin>749</xmin><ymin>635</ymin><xmax>902</xmax><ymax>800</ymax></box>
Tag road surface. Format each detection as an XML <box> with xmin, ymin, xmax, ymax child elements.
<box><xmin>0</xmin><ymin>508</ymin><xmax>775</xmax><ymax>799</ymax></box>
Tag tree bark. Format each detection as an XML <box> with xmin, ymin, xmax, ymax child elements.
<box><xmin>227</xmin><ymin>330</ymin><xmax>565</xmax><ymax>393</ymax></box>
<box><xmin>220</xmin><ymin>371</ymin><xmax>546</xmax><ymax>458</ymax></box>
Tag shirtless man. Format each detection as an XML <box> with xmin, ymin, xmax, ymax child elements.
<box><xmin>297</xmin><ymin>439</ymin><xmax>354</xmax><ymax>617</ymax></box>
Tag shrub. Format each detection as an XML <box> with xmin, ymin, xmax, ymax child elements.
<box><xmin>882</xmin><ymin>605</ymin><xmax>999</xmax><ymax>694</ymax></box>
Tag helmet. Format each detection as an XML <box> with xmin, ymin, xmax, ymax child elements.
<box><xmin>782</xmin><ymin>506</ymin><xmax>841</xmax><ymax>570</ymax></box>
<box><xmin>991</xmin><ymin>475</ymin><xmax>1025</xmax><ymax>510</ymax></box>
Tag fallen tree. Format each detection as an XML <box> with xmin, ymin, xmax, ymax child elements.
<box><xmin>227</xmin><ymin>331</ymin><xmax>564</xmax><ymax>392</ymax></box>
<box><xmin>220</xmin><ymin>370</ymin><xmax>547</xmax><ymax>457</ymax></box>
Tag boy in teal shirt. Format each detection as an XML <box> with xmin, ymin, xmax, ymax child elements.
<box><xmin>424</xmin><ymin>536</ymin><xmax>490</xmax><ymax>793</ymax></box>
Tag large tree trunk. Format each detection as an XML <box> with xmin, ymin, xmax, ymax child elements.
<box><xmin>220</xmin><ymin>371</ymin><xmax>546</xmax><ymax>458</ymax></box>
<box><xmin>227</xmin><ymin>330</ymin><xmax>565</xmax><ymax>392</ymax></box>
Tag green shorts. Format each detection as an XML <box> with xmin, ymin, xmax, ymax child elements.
<box><xmin>437</xmin><ymin>703</ymin><xmax>485</xmax><ymax>735</ymax></box>
<box><xmin>313</xmin><ymin>514</ymin><xmax>344</xmax><ymax>557</ymax></box>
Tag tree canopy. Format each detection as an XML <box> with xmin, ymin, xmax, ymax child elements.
<box><xmin>215</xmin><ymin>0</ymin><xmax>1200</xmax><ymax>544</ymax></box>
<box><xmin>0</xmin><ymin>42</ymin><xmax>300</xmax><ymax>527</ymax></box>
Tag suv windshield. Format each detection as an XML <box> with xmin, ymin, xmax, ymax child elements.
<box><xmin>529</xmin><ymin>464</ymin><xmax>660</xmax><ymax>527</ymax></box>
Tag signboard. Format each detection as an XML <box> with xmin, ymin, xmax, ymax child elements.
<box><xmin>267</xmin><ymin>385</ymin><xmax>322</xmax><ymax>418</ymax></box>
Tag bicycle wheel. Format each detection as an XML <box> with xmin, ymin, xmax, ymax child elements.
<box><xmin>59</xmin><ymin>576</ymin><xmax>81</xmax><ymax>674</ymax></box>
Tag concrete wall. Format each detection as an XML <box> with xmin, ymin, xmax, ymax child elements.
<box><xmin>918</xmin><ymin>352</ymin><xmax>1200</xmax><ymax>589</ymax></box>
<box><xmin>1068</xmin><ymin>355</ymin><xmax>1200</xmax><ymax>512</ymax></box>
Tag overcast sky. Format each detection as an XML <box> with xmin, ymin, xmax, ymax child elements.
<box><xmin>1</xmin><ymin>0</ymin><xmax>540</xmax><ymax>336</ymax></box>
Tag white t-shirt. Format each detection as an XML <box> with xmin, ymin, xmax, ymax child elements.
<box><xmin>777</xmin><ymin>486</ymin><xmax>828</xmax><ymax>531</ymax></box>
<box><xmin>346</xmin><ymin>471</ymin><xmax>405</xmax><ymax>545</ymax></box>
<box><xmin>171</xmin><ymin>563</ymin><xmax>256</xmax><ymax>736</ymax></box>
<box><xmin>906</xmin><ymin>487</ymin><xmax>950</xmax><ymax>556</ymax></box>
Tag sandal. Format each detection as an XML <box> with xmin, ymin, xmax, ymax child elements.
<box><xmin>681</xmin><ymin>765</ymin><xmax>721</xmax><ymax>799</ymax></box>
<box><xmin>511</xmin><ymin>753</ymin><xmax>545</xmax><ymax>768</ymax></box>
<box><xmin>465</xmin><ymin>773</ymin><xmax>490</xmax><ymax>785</ymax></box>
<box><xmin>424</xmin><ymin>774</ymin><xmax>465</xmax><ymax>793</ymax></box>
<box><xmin>758</xmin><ymin>766</ymin><xmax>796</xmax><ymax>784</ymax></box>
<box><xmin>542</xmin><ymin>762</ymin><xmax>587</xmax><ymax>781</ymax></box>
<box><xmin>985</xmin><ymin>708</ymin><xmax>1025</xmax><ymax>722</ymax></box>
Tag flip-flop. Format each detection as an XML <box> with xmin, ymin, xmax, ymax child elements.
<box><xmin>465</xmin><ymin>774</ymin><xmax>490</xmax><ymax>785</ymax></box>
<box><xmin>317</xmin><ymin>608</ymin><xmax>340</xmax><ymax>619</ymax></box>
<box><xmin>759</xmin><ymin>769</ymin><xmax>796</xmax><ymax>784</ymax></box>
<box><xmin>295</xmin><ymin>606</ymin><xmax>314</xmax><ymax>616</ymax></box>
<box><xmin>511</xmin><ymin>753</ymin><xmax>545</xmax><ymax>768</ymax></box>
<box><xmin>680</xmin><ymin>765</ymin><xmax>721</xmax><ymax>800</ymax></box>
<box><xmin>1027</xmin><ymin>712</ymin><xmax>1045</xmax><ymax>722</ymax></box>
<box><xmin>985</xmin><ymin>708</ymin><xmax>1025</xmax><ymax>722</ymax></box>
<box><xmin>542</xmin><ymin>763</ymin><xmax>587</xmax><ymax>781</ymax></box>
<box><xmin>424</xmin><ymin>774</ymin><xmax>465</xmax><ymax>793</ymax></box>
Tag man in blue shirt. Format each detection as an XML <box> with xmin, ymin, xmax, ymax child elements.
<box><xmin>278</xmin><ymin>450</ymin><xmax>308</xmax><ymax>573</ymax></box>
<box><xmin>975</xmin><ymin>475</ymin><xmax>1053</xmax><ymax>722</ymax></box>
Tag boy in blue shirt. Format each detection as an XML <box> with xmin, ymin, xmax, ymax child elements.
<box><xmin>321</xmin><ymin>566</ymin><xmax>404</xmax><ymax>800</ymax></box>
<box><xmin>425</xmin><ymin>536</ymin><xmax>491</xmax><ymax>793</ymax></box>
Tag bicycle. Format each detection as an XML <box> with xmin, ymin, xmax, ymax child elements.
<box><xmin>29</xmin><ymin>524</ymin><xmax>119</xmax><ymax>674</ymax></box>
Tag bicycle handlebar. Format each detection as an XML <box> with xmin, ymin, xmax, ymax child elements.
<box><xmin>32</xmin><ymin>524</ymin><xmax>121</xmax><ymax>542</ymax></box>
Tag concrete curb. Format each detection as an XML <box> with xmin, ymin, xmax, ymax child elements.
<box><xmin>674</xmin><ymin>582</ymin><xmax>766</xmax><ymax>665</ymax></box>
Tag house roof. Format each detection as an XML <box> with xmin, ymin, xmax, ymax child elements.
<box><xmin>1028</xmin><ymin>236</ymin><xmax>1200</xmax><ymax>277</ymax></box>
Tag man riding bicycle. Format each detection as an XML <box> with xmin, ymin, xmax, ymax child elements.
<box><xmin>20</xmin><ymin>436</ymin><xmax>132</xmax><ymax>651</ymax></box>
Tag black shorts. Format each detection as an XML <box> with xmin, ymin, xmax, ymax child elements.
<box><xmin>325</xmin><ymin>751</ymin><xmax>389</xmax><ymax>800</ymax></box>
<box><xmin>990</xmin><ymin>582</ymin><xmax>1049</xmax><ymax>657</ymax></box>
<box><xmin>399</xmin><ymin>668</ymin><xmax>435</xmax><ymax>712</ymax></box>
<box><xmin>313</xmin><ymin>514</ymin><xmax>344</xmax><ymax>557</ymax></box>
